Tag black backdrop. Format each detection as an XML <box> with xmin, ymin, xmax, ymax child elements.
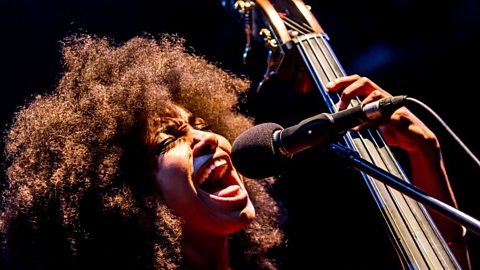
<box><xmin>1</xmin><ymin>0</ymin><xmax>479</xmax><ymax>268</ymax></box>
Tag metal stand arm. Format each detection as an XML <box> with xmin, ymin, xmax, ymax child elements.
<box><xmin>327</xmin><ymin>143</ymin><xmax>480</xmax><ymax>236</ymax></box>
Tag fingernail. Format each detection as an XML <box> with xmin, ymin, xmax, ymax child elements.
<box><xmin>326</xmin><ymin>81</ymin><xmax>335</xmax><ymax>88</ymax></box>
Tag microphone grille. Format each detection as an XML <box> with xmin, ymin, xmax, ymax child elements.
<box><xmin>231</xmin><ymin>122</ymin><xmax>286</xmax><ymax>179</ymax></box>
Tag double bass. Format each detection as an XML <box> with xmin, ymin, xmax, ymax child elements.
<box><xmin>224</xmin><ymin>0</ymin><xmax>464</xmax><ymax>268</ymax></box>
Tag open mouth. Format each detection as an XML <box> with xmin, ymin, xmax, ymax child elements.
<box><xmin>194</xmin><ymin>156</ymin><xmax>244</xmax><ymax>199</ymax></box>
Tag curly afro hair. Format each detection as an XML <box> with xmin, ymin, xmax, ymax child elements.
<box><xmin>0</xmin><ymin>34</ymin><xmax>284</xmax><ymax>269</ymax></box>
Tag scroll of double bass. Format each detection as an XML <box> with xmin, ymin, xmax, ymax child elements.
<box><xmin>228</xmin><ymin>0</ymin><xmax>462</xmax><ymax>268</ymax></box>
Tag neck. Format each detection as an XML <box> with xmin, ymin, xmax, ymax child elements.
<box><xmin>182</xmin><ymin>225</ymin><xmax>230</xmax><ymax>270</ymax></box>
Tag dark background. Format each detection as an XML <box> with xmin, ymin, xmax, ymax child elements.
<box><xmin>1</xmin><ymin>0</ymin><xmax>479</xmax><ymax>268</ymax></box>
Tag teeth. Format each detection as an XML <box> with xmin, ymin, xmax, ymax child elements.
<box><xmin>197</xmin><ymin>158</ymin><xmax>227</xmax><ymax>186</ymax></box>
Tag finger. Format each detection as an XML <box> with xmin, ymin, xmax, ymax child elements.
<box><xmin>351</xmin><ymin>115</ymin><xmax>389</xmax><ymax>131</ymax></box>
<box><xmin>361</xmin><ymin>89</ymin><xmax>391</xmax><ymax>106</ymax></box>
<box><xmin>326</xmin><ymin>74</ymin><xmax>362</xmax><ymax>92</ymax></box>
<box><xmin>351</xmin><ymin>121</ymin><xmax>370</xmax><ymax>131</ymax></box>
<box><xmin>338</xmin><ymin>77</ymin><xmax>380</xmax><ymax>109</ymax></box>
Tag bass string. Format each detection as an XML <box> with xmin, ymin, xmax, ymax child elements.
<box><xmin>307</xmin><ymin>34</ymin><xmax>456</xmax><ymax>266</ymax></box>
<box><xmin>285</xmin><ymin>15</ymin><xmax>453</xmax><ymax>266</ymax></box>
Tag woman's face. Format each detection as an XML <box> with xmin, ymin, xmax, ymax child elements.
<box><xmin>152</xmin><ymin>105</ymin><xmax>255</xmax><ymax>235</ymax></box>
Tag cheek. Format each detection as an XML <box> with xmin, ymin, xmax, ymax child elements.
<box><xmin>157</xmin><ymin>144</ymin><xmax>192</xmax><ymax>177</ymax></box>
<box><xmin>217</xmin><ymin>135</ymin><xmax>232</xmax><ymax>152</ymax></box>
<box><xmin>154</xmin><ymin>147</ymin><xmax>195</xmax><ymax>210</ymax></box>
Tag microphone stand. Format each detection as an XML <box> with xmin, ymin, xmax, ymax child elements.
<box><xmin>326</xmin><ymin>143</ymin><xmax>480</xmax><ymax>236</ymax></box>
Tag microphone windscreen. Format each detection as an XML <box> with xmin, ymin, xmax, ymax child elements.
<box><xmin>231</xmin><ymin>122</ymin><xmax>287</xmax><ymax>179</ymax></box>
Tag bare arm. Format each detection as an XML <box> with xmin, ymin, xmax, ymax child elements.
<box><xmin>326</xmin><ymin>75</ymin><xmax>471</xmax><ymax>269</ymax></box>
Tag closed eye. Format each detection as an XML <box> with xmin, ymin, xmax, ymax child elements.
<box><xmin>155</xmin><ymin>136</ymin><xmax>176</xmax><ymax>155</ymax></box>
<box><xmin>194</xmin><ymin>122</ymin><xmax>212</xmax><ymax>131</ymax></box>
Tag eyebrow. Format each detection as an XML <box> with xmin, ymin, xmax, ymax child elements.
<box><xmin>187</xmin><ymin>113</ymin><xmax>206</xmax><ymax>126</ymax></box>
<box><xmin>187</xmin><ymin>113</ymin><xmax>195</xmax><ymax>124</ymax></box>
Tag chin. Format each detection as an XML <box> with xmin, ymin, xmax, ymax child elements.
<box><xmin>223</xmin><ymin>200</ymin><xmax>256</xmax><ymax>234</ymax></box>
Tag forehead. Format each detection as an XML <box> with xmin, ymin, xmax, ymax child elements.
<box><xmin>174</xmin><ymin>105</ymin><xmax>191</xmax><ymax>120</ymax></box>
<box><xmin>152</xmin><ymin>105</ymin><xmax>193</xmax><ymax>137</ymax></box>
<box><xmin>162</xmin><ymin>104</ymin><xmax>191</xmax><ymax>120</ymax></box>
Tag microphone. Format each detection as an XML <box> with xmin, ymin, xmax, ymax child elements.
<box><xmin>231</xmin><ymin>95</ymin><xmax>407</xmax><ymax>178</ymax></box>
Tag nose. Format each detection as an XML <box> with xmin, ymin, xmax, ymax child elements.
<box><xmin>192</xmin><ymin>129</ymin><xmax>219</xmax><ymax>156</ymax></box>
